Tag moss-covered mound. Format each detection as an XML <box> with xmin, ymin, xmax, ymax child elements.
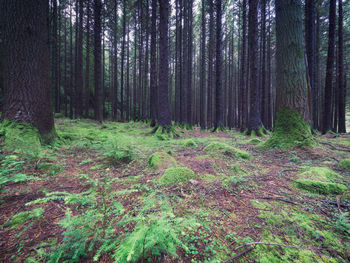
<box><xmin>183</xmin><ymin>139</ymin><xmax>198</xmax><ymax>148</ymax></box>
<box><xmin>147</xmin><ymin>151</ymin><xmax>177</xmax><ymax>170</ymax></box>
<box><xmin>339</xmin><ymin>159</ymin><xmax>350</xmax><ymax>170</ymax></box>
<box><xmin>159</xmin><ymin>167</ymin><xmax>195</xmax><ymax>186</ymax></box>
<box><xmin>246</xmin><ymin>138</ymin><xmax>263</xmax><ymax>144</ymax></box>
<box><xmin>203</xmin><ymin>142</ymin><xmax>251</xmax><ymax>159</ymax></box>
<box><xmin>265</xmin><ymin>108</ymin><xmax>314</xmax><ymax>148</ymax></box>
<box><xmin>294</xmin><ymin>180</ymin><xmax>347</xmax><ymax>195</ymax></box>
<box><xmin>294</xmin><ymin>166</ymin><xmax>346</xmax><ymax>195</ymax></box>
<box><xmin>299</xmin><ymin>167</ymin><xmax>339</xmax><ymax>181</ymax></box>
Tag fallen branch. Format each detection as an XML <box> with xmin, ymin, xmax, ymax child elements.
<box><xmin>319</xmin><ymin>141</ymin><xmax>350</xmax><ymax>152</ymax></box>
<box><xmin>222</xmin><ymin>247</ymin><xmax>254</xmax><ymax>263</ymax></box>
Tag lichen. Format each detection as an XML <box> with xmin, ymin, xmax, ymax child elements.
<box><xmin>147</xmin><ymin>151</ymin><xmax>177</xmax><ymax>170</ymax></box>
<box><xmin>159</xmin><ymin>167</ymin><xmax>195</xmax><ymax>185</ymax></box>
<box><xmin>183</xmin><ymin>139</ymin><xmax>198</xmax><ymax>148</ymax></box>
<box><xmin>203</xmin><ymin>142</ymin><xmax>251</xmax><ymax>160</ymax></box>
<box><xmin>339</xmin><ymin>159</ymin><xmax>350</xmax><ymax>170</ymax></box>
<box><xmin>265</xmin><ymin>108</ymin><xmax>314</xmax><ymax>148</ymax></box>
<box><xmin>294</xmin><ymin>179</ymin><xmax>347</xmax><ymax>195</ymax></box>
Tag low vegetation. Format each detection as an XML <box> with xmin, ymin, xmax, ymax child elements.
<box><xmin>0</xmin><ymin>118</ymin><xmax>349</xmax><ymax>262</ymax></box>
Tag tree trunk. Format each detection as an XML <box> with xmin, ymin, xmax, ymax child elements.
<box><xmin>240</xmin><ymin>0</ymin><xmax>247</xmax><ymax>131</ymax></box>
<box><xmin>85</xmin><ymin>0</ymin><xmax>91</xmax><ymax>118</ymax></box>
<box><xmin>150</xmin><ymin>0</ymin><xmax>158</xmax><ymax>126</ymax></box>
<box><xmin>266</xmin><ymin>0</ymin><xmax>313</xmax><ymax>148</ymax></box>
<box><xmin>247</xmin><ymin>0</ymin><xmax>263</xmax><ymax>135</ymax></box>
<box><xmin>157</xmin><ymin>0</ymin><xmax>171</xmax><ymax>127</ymax></box>
<box><xmin>207</xmin><ymin>0</ymin><xmax>214</xmax><ymax>129</ymax></box>
<box><xmin>214</xmin><ymin>0</ymin><xmax>223</xmax><ymax>130</ymax></box>
<box><xmin>75</xmin><ymin>0</ymin><xmax>84</xmax><ymax>117</ymax></box>
<box><xmin>337</xmin><ymin>0</ymin><xmax>346</xmax><ymax>133</ymax></box>
<box><xmin>200</xmin><ymin>0</ymin><xmax>206</xmax><ymax>129</ymax></box>
<box><xmin>322</xmin><ymin>0</ymin><xmax>336</xmax><ymax>133</ymax></box>
<box><xmin>94</xmin><ymin>0</ymin><xmax>103</xmax><ymax>122</ymax></box>
<box><xmin>2</xmin><ymin>0</ymin><xmax>56</xmax><ymax>142</ymax></box>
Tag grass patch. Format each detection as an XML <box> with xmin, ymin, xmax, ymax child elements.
<box><xmin>183</xmin><ymin>139</ymin><xmax>198</xmax><ymax>148</ymax></box>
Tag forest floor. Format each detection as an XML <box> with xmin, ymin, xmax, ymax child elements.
<box><xmin>0</xmin><ymin>116</ymin><xmax>349</xmax><ymax>263</ymax></box>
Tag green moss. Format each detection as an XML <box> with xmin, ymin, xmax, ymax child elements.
<box><xmin>152</xmin><ymin>125</ymin><xmax>179</xmax><ymax>139</ymax></box>
<box><xmin>183</xmin><ymin>139</ymin><xmax>198</xmax><ymax>148</ymax></box>
<box><xmin>203</xmin><ymin>142</ymin><xmax>251</xmax><ymax>159</ymax></box>
<box><xmin>1</xmin><ymin>119</ymin><xmax>42</xmax><ymax>157</ymax></box>
<box><xmin>299</xmin><ymin>167</ymin><xmax>339</xmax><ymax>182</ymax></box>
<box><xmin>199</xmin><ymin>174</ymin><xmax>217</xmax><ymax>182</ymax></box>
<box><xmin>147</xmin><ymin>151</ymin><xmax>177</xmax><ymax>170</ymax></box>
<box><xmin>294</xmin><ymin>179</ymin><xmax>347</xmax><ymax>195</ymax></box>
<box><xmin>265</xmin><ymin>108</ymin><xmax>314</xmax><ymax>148</ymax></box>
<box><xmin>339</xmin><ymin>159</ymin><xmax>350</xmax><ymax>170</ymax></box>
<box><xmin>159</xmin><ymin>167</ymin><xmax>195</xmax><ymax>185</ymax></box>
<box><xmin>246</xmin><ymin>138</ymin><xmax>263</xmax><ymax>144</ymax></box>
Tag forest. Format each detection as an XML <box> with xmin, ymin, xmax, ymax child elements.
<box><xmin>0</xmin><ymin>0</ymin><xmax>349</xmax><ymax>262</ymax></box>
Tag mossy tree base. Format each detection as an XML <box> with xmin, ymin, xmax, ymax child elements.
<box><xmin>243</xmin><ymin>126</ymin><xmax>267</xmax><ymax>137</ymax></box>
<box><xmin>265</xmin><ymin>108</ymin><xmax>314</xmax><ymax>148</ymax></box>
<box><xmin>151</xmin><ymin>125</ymin><xmax>179</xmax><ymax>139</ymax></box>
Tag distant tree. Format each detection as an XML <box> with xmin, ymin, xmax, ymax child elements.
<box><xmin>266</xmin><ymin>0</ymin><xmax>313</xmax><ymax>147</ymax></box>
<box><xmin>214</xmin><ymin>0</ymin><xmax>223</xmax><ymax>131</ymax></box>
<box><xmin>240</xmin><ymin>0</ymin><xmax>247</xmax><ymax>131</ymax></box>
<box><xmin>150</xmin><ymin>0</ymin><xmax>158</xmax><ymax>127</ymax></box>
<box><xmin>200</xmin><ymin>0</ymin><xmax>206</xmax><ymax>129</ymax></box>
<box><xmin>337</xmin><ymin>0</ymin><xmax>346</xmax><ymax>133</ymax></box>
<box><xmin>75</xmin><ymin>0</ymin><xmax>84</xmax><ymax>117</ymax></box>
<box><xmin>1</xmin><ymin>0</ymin><xmax>56</xmax><ymax>143</ymax></box>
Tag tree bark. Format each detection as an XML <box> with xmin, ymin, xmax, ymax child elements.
<box><xmin>322</xmin><ymin>0</ymin><xmax>336</xmax><ymax>133</ymax></box>
<box><xmin>337</xmin><ymin>0</ymin><xmax>346</xmax><ymax>133</ymax></box>
<box><xmin>266</xmin><ymin>0</ymin><xmax>313</xmax><ymax>147</ymax></box>
<box><xmin>2</xmin><ymin>0</ymin><xmax>56</xmax><ymax>142</ymax></box>
<box><xmin>157</xmin><ymin>0</ymin><xmax>171</xmax><ymax>127</ymax></box>
<box><xmin>94</xmin><ymin>0</ymin><xmax>103</xmax><ymax>122</ymax></box>
<box><xmin>247</xmin><ymin>0</ymin><xmax>263</xmax><ymax>134</ymax></box>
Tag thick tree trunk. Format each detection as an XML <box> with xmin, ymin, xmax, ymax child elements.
<box><xmin>247</xmin><ymin>0</ymin><xmax>263</xmax><ymax>135</ymax></box>
<box><xmin>157</xmin><ymin>0</ymin><xmax>171</xmax><ymax>127</ymax></box>
<box><xmin>266</xmin><ymin>0</ymin><xmax>313</xmax><ymax>148</ymax></box>
<box><xmin>2</xmin><ymin>0</ymin><xmax>56</xmax><ymax>142</ymax></box>
<box><xmin>94</xmin><ymin>0</ymin><xmax>103</xmax><ymax>122</ymax></box>
<box><xmin>322</xmin><ymin>0</ymin><xmax>336</xmax><ymax>133</ymax></box>
<box><xmin>305</xmin><ymin>0</ymin><xmax>316</xmax><ymax>129</ymax></box>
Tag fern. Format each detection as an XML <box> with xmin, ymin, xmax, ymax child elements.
<box><xmin>113</xmin><ymin>193</ymin><xmax>198</xmax><ymax>262</ymax></box>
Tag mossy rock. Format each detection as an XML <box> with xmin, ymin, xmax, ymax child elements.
<box><xmin>339</xmin><ymin>159</ymin><xmax>350</xmax><ymax>170</ymax></box>
<box><xmin>294</xmin><ymin>180</ymin><xmax>347</xmax><ymax>195</ymax></box>
<box><xmin>183</xmin><ymin>139</ymin><xmax>198</xmax><ymax>148</ymax></box>
<box><xmin>203</xmin><ymin>142</ymin><xmax>251</xmax><ymax>160</ymax></box>
<box><xmin>265</xmin><ymin>108</ymin><xmax>315</xmax><ymax>148</ymax></box>
<box><xmin>159</xmin><ymin>167</ymin><xmax>195</xmax><ymax>186</ymax></box>
<box><xmin>299</xmin><ymin>167</ymin><xmax>339</xmax><ymax>182</ymax></box>
<box><xmin>147</xmin><ymin>151</ymin><xmax>177</xmax><ymax>170</ymax></box>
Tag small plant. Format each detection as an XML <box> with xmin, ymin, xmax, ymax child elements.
<box><xmin>104</xmin><ymin>145</ymin><xmax>133</xmax><ymax>166</ymax></box>
<box><xmin>184</xmin><ymin>139</ymin><xmax>198</xmax><ymax>148</ymax></box>
<box><xmin>221</xmin><ymin>175</ymin><xmax>247</xmax><ymax>192</ymax></box>
<box><xmin>334</xmin><ymin>212</ymin><xmax>350</xmax><ymax>237</ymax></box>
<box><xmin>113</xmin><ymin>193</ymin><xmax>198</xmax><ymax>262</ymax></box>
